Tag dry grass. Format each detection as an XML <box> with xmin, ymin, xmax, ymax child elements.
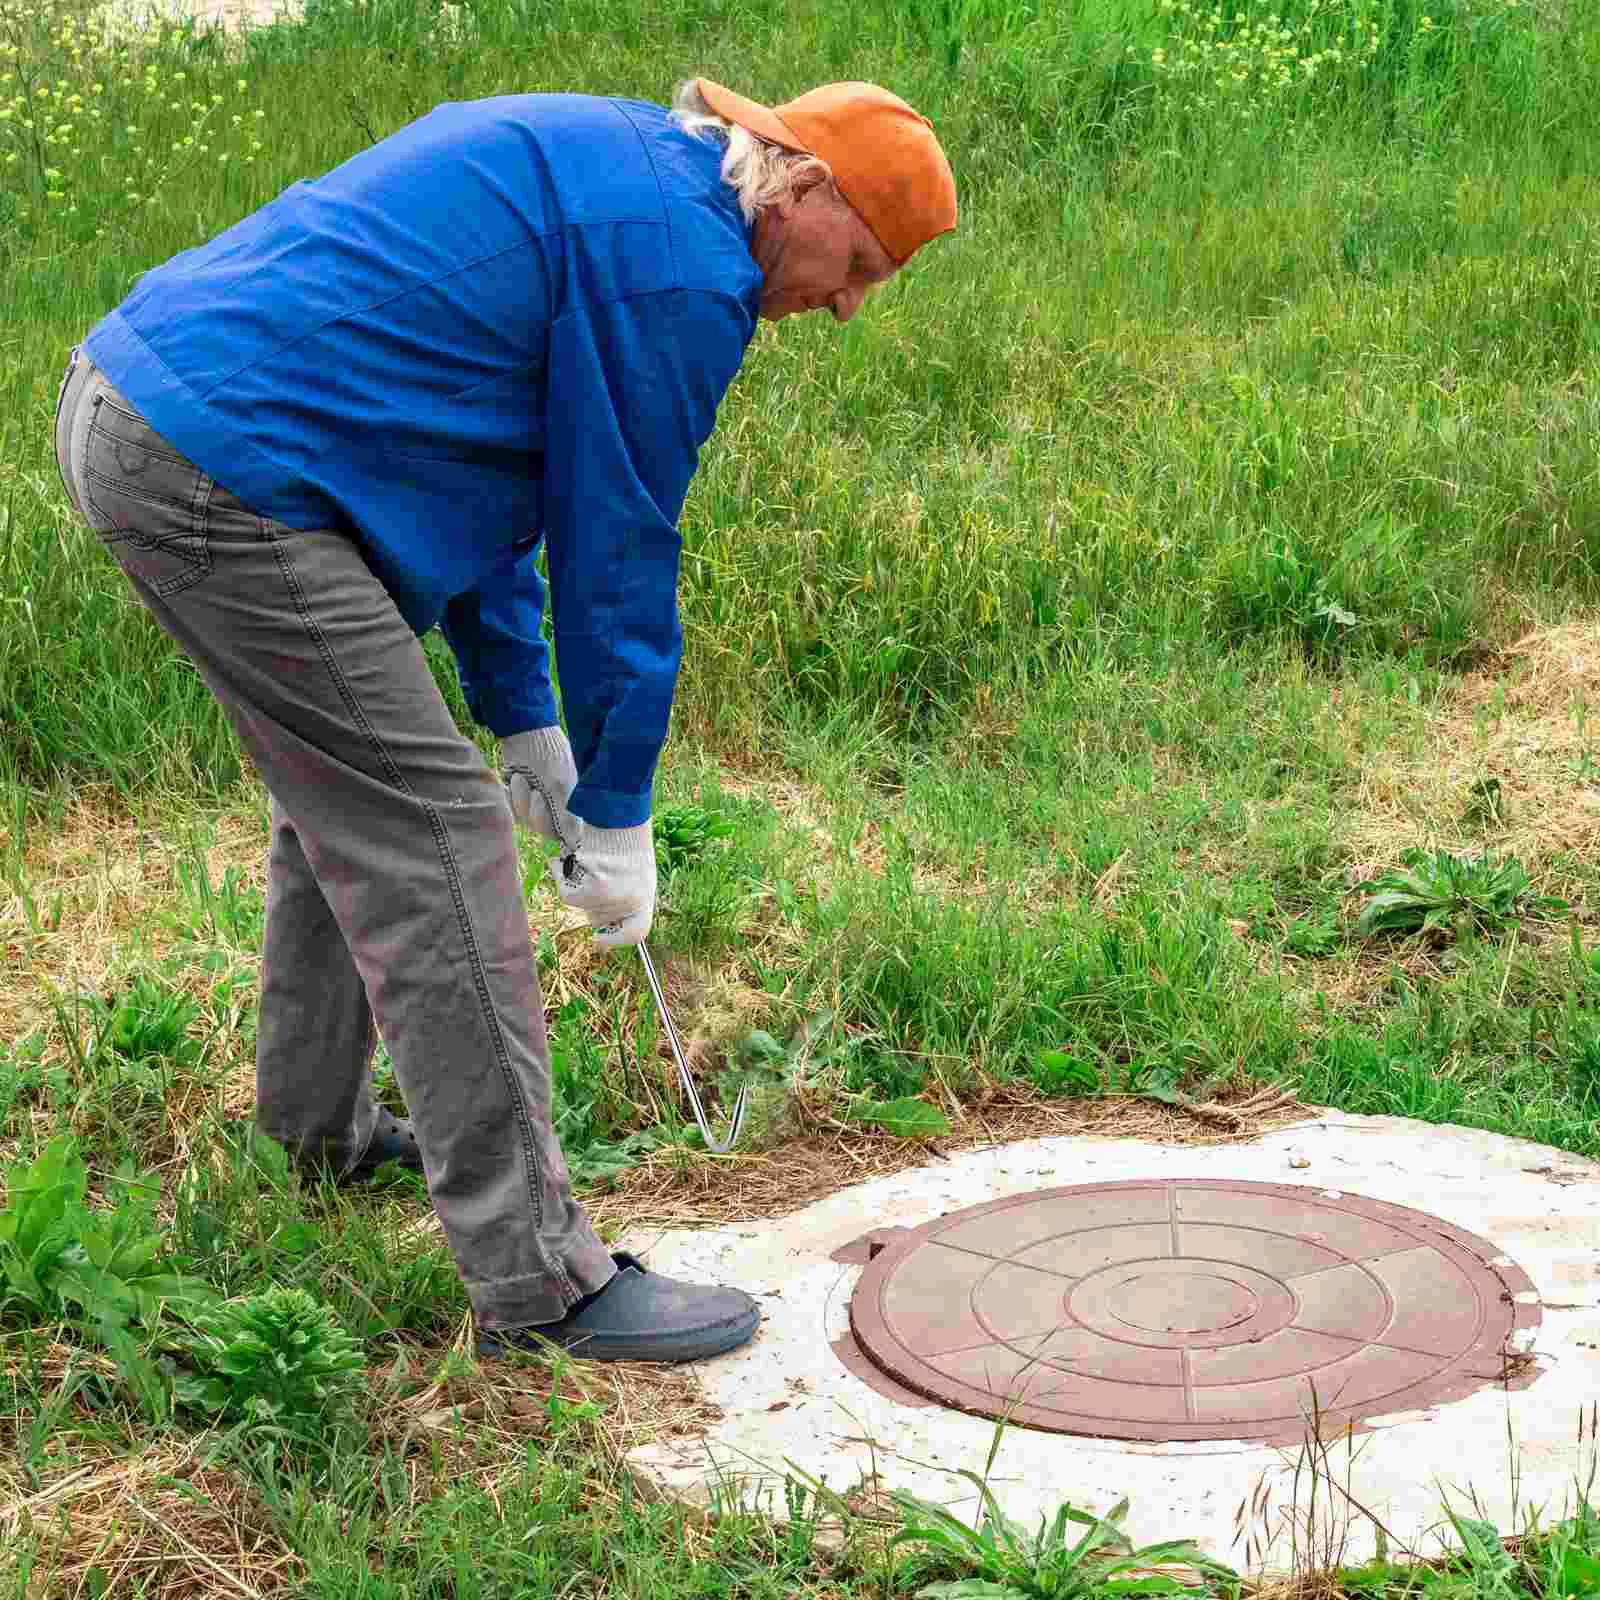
<box><xmin>0</xmin><ymin>787</ymin><xmax>270</xmax><ymax>1191</ymax></box>
<box><xmin>581</xmin><ymin>1080</ymin><xmax>1309</xmax><ymax>1233</ymax></box>
<box><xmin>373</xmin><ymin>1329</ymin><xmax>725</xmax><ymax>1466</ymax></box>
<box><xmin>1344</xmin><ymin>621</ymin><xmax>1600</xmax><ymax>881</ymax></box>
<box><xmin>1181</xmin><ymin>620</ymin><xmax>1600</xmax><ymax>1011</ymax></box>
<box><xmin>0</xmin><ymin>1339</ymin><xmax>748</xmax><ymax>1599</ymax></box>
<box><xmin>1272</xmin><ymin>941</ymin><xmax>1450</xmax><ymax>1015</ymax></box>
<box><xmin>1</xmin><ymin>1434</ymin><xmax>300</xmax><ymax>1599</ymax></box>
<box><xmin>0</xmin><ymin>785</ymin><xmax>268</xmax><ymax>1045</ymax></box>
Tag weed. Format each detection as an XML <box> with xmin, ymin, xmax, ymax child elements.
<box><xmin>1355</xmin><ymin>849</ymin><xmax>1567</xmax><ymax>940</ymax></box>
<box><xmin>1029</xmin><ymin>1048</ymin><xmax>1103</xmax><ymax>1095</ymax></box>
<box><xmin>0</xmin><ymin>1132</ymin><xmax>214</xmax><ymax>1359</ymax></box>
<box><xmin>1569</xmin><ymin>1034</ymin><xmax>1600</xmax><ymax>1116</ymax></box>
<box><xmin>1284</xmin><ymin>910</ymin><xmax>1344</xmax><ymax>957</ymax></box>
<box><xmin>548</xmin><ymin>996</ymin><xmax>665</xmax><ymax>1187</ymax></box>
<box><xmin>654</xmin><ymin>836</ymin><xmax>754</xmax><ymax>954</ymax></box>
<box><xmin>175</xmin><ymin>1284</ymin><xmax>364</xmax><ymax>1428</ymax></box>
<box><xmin>1462</xmin><ymin>775</ymin><xmax>1507</xmax><ymax>830</ymax></box>
<box><xmin>843</xmin><ymin>1040</ymin><xmax>932</xmax><ymax>1100</ymax></box>
<box><xmin>1211</xmin><ymin>517</ymin><xmax>1479</xmax><ymax>666</ymax></box>
<box><xmin>1516</xmin><ymin>1490</ymin><xmax>1600</xmax><ymax>1599</ymax></box>
<box><xmin>845</xmin><ymin>1094</ymin><xmax>952</xmax><ymax>1138</ymax></box>
<box><xmin>890</xmin><ymin>1441</ymin><xmax>1239</xmax><ymax>1597</ymax></box>
<box><xmin>166</xmin><ymin>850</ymin><xmax>264</xmax><ymax>953</ymax></box>
<box><xmin>169</xmin><ymin>1119</ymin><xmax>307</xmax><ymax>1294</ymax></box>
<box><xmin>96</xmin><ymin>970</ymin><xmax>203</xmax><ymax>1072</ymax></box>
<box><xmin>727</xmin><ymin>1007</ymin><xmax>838</xmax><ymax>1090</ymax></box>
<box><xmin>1437</xmin><ymin>1506</ymin><xmax>1523</xmax><ymax>1600</ymax></box>
<box><xmin>654</xmin><ymin>800</ymin><xmax>736</xmax><ymax>877</ymax></box>
<box><xmin>1151</xmin><ymin>0</ymin><xmax>1382</xmax><ymax>127</ymax></box>
<box><xmin>0</xmin><ymin>1025</ymin><xmax>48</xmax><ymax>1133</ymax></box>
<box><xmin>1148</xmin><ymin>0</ymin><xmax>1539</xmax><ymax>138</ymax></box>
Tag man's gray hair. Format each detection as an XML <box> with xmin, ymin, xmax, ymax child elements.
<box><xmin>670</xmin><ymin>80</ymin><xmax>835</xmax><ymax>223</ymax></box>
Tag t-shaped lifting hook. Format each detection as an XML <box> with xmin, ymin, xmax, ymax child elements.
<box><xmin>638</xmin><ymin>941</ymin><xmax>749</xmax><ymax>1155</ymax></box>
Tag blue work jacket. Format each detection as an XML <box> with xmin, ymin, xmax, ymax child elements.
<box><xmin>84</xmin><ymin>94</ymin><xmax>762</xmax><ymax>828</ymax></box>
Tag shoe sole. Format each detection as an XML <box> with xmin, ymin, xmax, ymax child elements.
<box><xmin>479</xmin><ymin>1303</ymin><xmax>760</xmax><ymax>1365</ymax></box>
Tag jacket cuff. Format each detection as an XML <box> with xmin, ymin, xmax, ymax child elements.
<box><xmin>569</xmin><ymin>781</ymin><xmax>652</xmax><ymax>830</ymax></box>
<box><xmin>482</xmin><ymin>686</ymin><xmax>560</xmax><ymax>739</ymax></box>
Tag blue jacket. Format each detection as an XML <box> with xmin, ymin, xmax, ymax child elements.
<box><xmin>85</xmin><ymin>94</ymin><xmax>761</xmax><ymax>828</ymax></box>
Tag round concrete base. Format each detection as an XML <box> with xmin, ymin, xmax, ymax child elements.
<box><xmin>619</xmin><ymin>1109</ymin><xmax>1600</xmax><ymax>1571</ymax></box>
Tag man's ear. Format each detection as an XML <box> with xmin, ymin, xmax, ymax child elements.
<box><xmin>788</xmin><ymin>165</ymin><xmax>833</xmax><ymax>203</ymax></box>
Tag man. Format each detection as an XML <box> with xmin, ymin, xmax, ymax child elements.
<box><xmin>53</xmin><ymin>77</ymin><xmax>956</xmax><ymax>1363</ymax></box>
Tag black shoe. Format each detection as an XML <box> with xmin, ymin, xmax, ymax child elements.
<box><xmin>478</xmin><ymin>1252</ymin><xmax>760</xmax><ymax>1364</ymax></box>
<box><xmin>339</xmin><ymin>1107</ymin><xmax>423</xmax><ymax>1185</ymax></box>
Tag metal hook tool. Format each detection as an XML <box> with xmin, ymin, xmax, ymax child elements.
<box><xmin>638</xmin><ymin>941</ymin><xmax>749</xmax><ymax>1155</ymax></box>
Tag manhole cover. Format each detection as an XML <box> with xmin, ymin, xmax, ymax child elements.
<box><xmin>845</xmin><ymin>1180</ymin><xmax>1539</xmax><ymax>1442</ymax></box>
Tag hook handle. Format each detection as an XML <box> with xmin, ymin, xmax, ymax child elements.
<box><xmin>638</xmin><ymin>941</ymin><xmax>749</xmax><ymax>1155</ymax></box>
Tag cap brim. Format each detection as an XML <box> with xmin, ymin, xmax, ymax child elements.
<box><xmin>695</xmin><ymin>78</ymin><xmax>812</xmax><ymax>155</ymax></box>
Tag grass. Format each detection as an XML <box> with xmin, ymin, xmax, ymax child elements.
<box><xmin>6</xmin><ymin>0</ymin><xmax>1600</xmax><ymax>1588</ymax></box>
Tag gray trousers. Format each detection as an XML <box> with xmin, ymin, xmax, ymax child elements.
<box><xmin>54</xmin><ymin>349</ymin><xmax>616</xmax><ymax>1329</ymax></box>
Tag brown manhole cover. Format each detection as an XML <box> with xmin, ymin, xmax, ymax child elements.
<box><xmin>845</xmin><ymin>1180</ymin><xmax>1540</xmax><ymax>1443</ymax></box>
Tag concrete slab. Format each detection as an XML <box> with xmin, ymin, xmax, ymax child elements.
<box><xmin>619</xmin><ymin>1110</ymin><xmax>1600</xmax><ymax>1571</ymax></box>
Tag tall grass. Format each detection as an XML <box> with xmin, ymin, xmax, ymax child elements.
<box><xmin>3</xmin><ymin>0</ymin><xmax>1598</xmax><ymax>811</ymax></box>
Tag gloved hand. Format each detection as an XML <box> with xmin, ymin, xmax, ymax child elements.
<box><xmin>503</xmin><ymin>727</ymin><xmax>581</xmax><ymax>853</ymax></box>
<box><xmin>551</xmin><ymin>821</ymin><xmax>656</xmax><ymax>948</ymax></box>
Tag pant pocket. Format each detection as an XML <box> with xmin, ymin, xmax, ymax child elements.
<box><xmin>82</xmin><ymin>390</ymin><xmax>215</xmax><ymax>599</ymax></box>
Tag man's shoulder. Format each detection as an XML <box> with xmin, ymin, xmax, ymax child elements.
<box><xmin>440</xmin><ymin>94</ymin><xmax>663</xmax><ymax>218</ymax></box>
<box><xmin>609</xmin><ymin>99</ymin><xmax>760</xmax><ymax>309</ymax></box>
<box><xmin>430</xmin><ymin>93</ymin><xmax>756</xmax><ymax>313</ymax></box>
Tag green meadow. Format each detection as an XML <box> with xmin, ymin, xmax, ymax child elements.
<box><xmin>5</xmin><ymin>0</ymin><xmax>1600</xmax><ymax>1590</ymax></box>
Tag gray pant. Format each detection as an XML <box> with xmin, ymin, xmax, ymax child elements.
<box><xmin>53</xmin><ymin>349</ymin><xmax>616</xmax><ymax>1329</ymax></box>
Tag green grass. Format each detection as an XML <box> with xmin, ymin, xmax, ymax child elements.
<box><xmin>7</xmin><ymin>0</ymin><xmax>1600</xmax><ymax>1587</ymax></box>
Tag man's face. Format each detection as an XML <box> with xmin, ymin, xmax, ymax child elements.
<box><xmin>752</xmin><ymin>180</ymin><xmax>900</xmax><ymax>323</ymax></box>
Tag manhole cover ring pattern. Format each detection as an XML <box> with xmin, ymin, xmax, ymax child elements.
<box><xmin>845</xmin><ymin>1180</ymin><xmax>1541</xmax><ymax>1444</ymax></box>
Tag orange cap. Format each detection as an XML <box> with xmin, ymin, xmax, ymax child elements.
<box><xmin>694</xmin><ymin>78</ymin><xmax>957</xmax><ymax>267</ymax></box>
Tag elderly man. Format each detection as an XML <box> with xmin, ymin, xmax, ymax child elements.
<box><xmin>52</xmin><ymin>78</ymin><xmax>956</xmax><ymax>1363</ymax></box>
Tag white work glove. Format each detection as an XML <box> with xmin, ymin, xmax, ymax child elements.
<box><xmin>503</xmin><ymin>727</ymin><xmax>581</xmax><ymax>853</ymax></box>
<box><xmin>551</xmin><ymin>821</ymin><xmax>656</xmax><ymax>949</ymax></box>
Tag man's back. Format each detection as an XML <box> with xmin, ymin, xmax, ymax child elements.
<box><xmin>85</xmin><ymin>94</ymin><xmax>760</xmax><ymax>625</ymax></box>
